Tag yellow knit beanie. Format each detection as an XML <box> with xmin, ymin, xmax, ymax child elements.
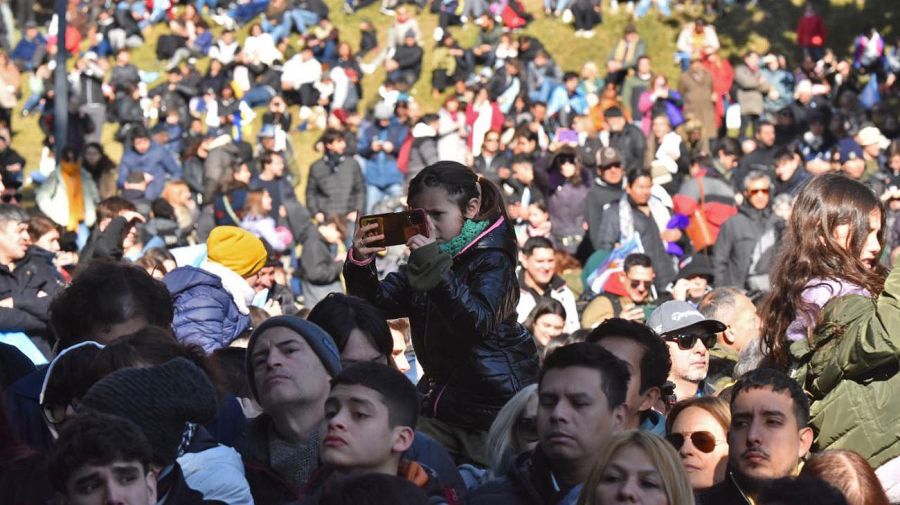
<box><xmin>206</xmin><ymin>226</ymin><xmax>268</xmax><ymax>277</ymax></box>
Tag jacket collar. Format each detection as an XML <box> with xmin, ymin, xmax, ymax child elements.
<box><xmin>459</xmin><ymin>218</ymin><xmax>518</xmax><ymax>264</ymax></box>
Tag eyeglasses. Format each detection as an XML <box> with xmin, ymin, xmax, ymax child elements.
<box><xmin>630</xmin><ymin>279</ymin><xmax>652</xmax><ymax>289</ymax></box>
<box><xmin>516</xmin><ymin>416</ymin><xmax>539</xmax><ymax>443</ymax></box>
<box><xmin>747</xmin><ymin>188</ymin><xmax>770</xmax><ymax>196</ymax></box>
<box><xmin>1</xmin><ymin>192</ymin><xmax>22</xmax><ymax>203</ymax></box>
<box><xmin>666</xmin><ymin>431</ymin><xmax>726</xmax><ymax>453</ymax></box>
<box><xmin>663</xmin><ymin>332</ymin><xmax>717</xmax><ymax>351</ymax></box>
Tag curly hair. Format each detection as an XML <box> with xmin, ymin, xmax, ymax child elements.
<box><xmin>762</xmin><ymin>174</ymin><xmax>885</xmax><ymax>369</ymax></box>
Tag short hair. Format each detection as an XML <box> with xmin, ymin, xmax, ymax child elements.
<box><xmin>331</xmin><ymin>362</ymin><xmax>419</xmax><ymax>429</ymax></box>
<box><xmin>578</xmin><ymin>431</ymin><xmax>694</xmax><ymax>505</ymax></box>
<box><xmin>320</xmin><ymin>128</ymin><xmax>346</xmax><ymax>147</ymax></box>
<box><xmin>801</xmin><ymin>450</ymin><xmax>890</xmax><ymax>505</ymax></box>
<box><xmin>587</xmin><ymin>318</ymin><xmax>670</xmax><ymax>394</ymax></box>
<box><xmin>743</xmin><ymin>169</ymin><xmax>772</xmax><ymax>190</ymax></box>
<box><xmin>0</xmin><ymin>203</ymin><xmax>26</xmax><ymax>228</ymax></box>
<box><xmin>47</xmin><ymin>413</ymin><xmax>153</xmax><ymax>493</ymax></box>
<box><xmin>665</xmin><ymin>396</ymin><xmax>731</xmax><ymax>435</ymax></box>
<box><xmin>730</xmin><ymin>368</ymin><xmax>810</xmax><ymax>427</ymax></box>
<box><xmin>523</xmin><ymin>237</ymin><xmax>555</xmax><ymax>256</ymax></box>
<box><xmin>623</xmin><ymin>253</ymin><xmax>653</xmax><ymax>272</ymax></box>
<box><xmin>716</xmin><ymin>137</ymin><xmax>742</xmax><ymax>157</ymax></box>
<box><xmin>50</xmin><ymin>261</ymin><xmax>174</xmax><ymax>349</ymax></box>
<box><xmin>318</xmin><ymin>473</ymin><xmax>428</xmax><ymax>505</ymax></box>
<box><xmin>626</xmin><ymin>167</ymin><xmax>652</xmax><ymax>186</ymax></box>
<box><xmin>27</xmin><ymin>214</ymin><xmax>59</xmax><ymax>242</ymax></box>
<box><xmin>306</xmin><ymin>294</ymin><xmax>392</xmax><ymax>360</ymax></box>
<box><xmin>563</xmin><ymin>71</ymin><xmax>579</xmax><ymax>82</ymax></box>
<box><xmin>773</xmin><ymin>145</ymin><xmax>800</xmax><ymax>164</ymax></box>
<box><xmin>698</xmin><ymin>287</ymin><xmax>744</xmax><ymax>322</ymax></box>
<box><xmin>757</xmin><ymin>119</ymin><xmax>775</xmax><ymax>132</ymax></box>
<box><xmin>96</xmin><ymin>197</ymin><xmax>137</xmax><ymax>223</ymax></box>
<box><xmin>540</xmin><ymin>342</ymin><xmax>630</xmax><ymax>410</ymax></box>
<box><xmin>756</xmin><ymin>476</ymin><xmax>849</xmax><ymax>505</ymax></box>
<box><xmin>130</xmin><ymin>125</ymin><xmax>150</xmax><ymax>141</ymax></box>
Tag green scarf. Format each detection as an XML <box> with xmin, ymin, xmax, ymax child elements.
<box><xmin>439</xmin><ymin>219</ymin><xmax>490</xmax><ymax>257</ymax></box>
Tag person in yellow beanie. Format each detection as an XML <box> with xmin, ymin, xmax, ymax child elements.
<box><xmin>163</xmin><ymin>226</ymin><xmax>269</xmax><ymax>353</ymax></box>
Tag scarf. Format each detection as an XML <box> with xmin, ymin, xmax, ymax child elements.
<box><xmin>439</xmin><ymin>219</ymin><xmax>490</xmax><ymax>257</ymax></box>
<box><xmin>617</xmin><ymin>192</ymin><xmax>670</xmax><ymax>244</ymax></box>
<box><xmin>60</xmin><ymin>161</ymin><xmax>85</xmax><ymax>231</ymax></box>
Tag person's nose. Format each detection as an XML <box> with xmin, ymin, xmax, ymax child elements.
<box><xmin>692</xmin><ymin>338</ymin><xmax>708</xmax><ymax>356</ymax></box>
<box><xmin>615</xmin><ymin>476</ymin><xmax>639</xmax><ymax>503</ymax></box>
<box><xmin>266</xmin><ymin>348</ymin><xmax>285</xmax><ymax>370</ymax></box>
<box><xmin>105</xmin><ymin>482</ymin><xmax>127</xmax><ymax>505</ymax></box>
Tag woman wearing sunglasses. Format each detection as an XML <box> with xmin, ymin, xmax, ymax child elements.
<box><xmin>482</xmin><ymin>384</ymin><xmax>539</xmax><ymax>482</ymax></box>
<box><xmin>665</xmin><ymin>396</ymin><xmax>730</xmax><ymax>491</ymax></box>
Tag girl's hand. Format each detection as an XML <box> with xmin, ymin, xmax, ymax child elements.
<box><xmin>407</xmin><ymin>234</ymin><xmax>435</xmax><ymax>251</ymax></box>
<box><xmin>351</xmin><ymin>217</ymin><xmax>386</xmax><ymax>261</ymax></box>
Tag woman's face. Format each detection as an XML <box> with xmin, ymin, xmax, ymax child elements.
<box><xmin>445</xmin><ymin>99</ymin><xmax>460</xmax><ymax>112</ymax></box>
<box><xmin>560</xmin><ymin>158</ymin><xmax>577</xmax><ymax>179</ymax></box>
<box><xmin>651</xmin><ymin>117</ymin><xmax>670</xmax><ymax>139</ymax></box>
<box><xmin>83</xmin><ymin>147</ymin><xmax>101</xmax><ymax>165</ymax></box>
<box><xmin>513</xmin><ymin>395</ymin><xmax>539</xmax><ymax>452</ymax></box>
<box><xmin>36</xmin><ymin>229</ymin><xmax>60</xmax><ymax>253</ymax></box>
<box><xmin>592</xmin><ymin>444</ymin><xmax>670</xmax><ymax>505</ymax></box>
<box><xmin>890</xmin><ymin>154</ymin><xmax>900</xmax><ymax>172</ymax></box>
<box><xmin>654</xmin><ymin>76</ymin><xmax>667</xmax><ymax>90</ymax></box>
<box><xmin>669</xmin><ymin>407</ymin><xmax>728</xmax><ymax>490</ymax></box>
<box><xmin>338</xmin><ymin>43</ymin><xmax>351</xmax><ymax>58</ymax></box>
<box><xmin>261</xmin><ymin>191</ymin><xmax>273</xmax><ymax>213</ymax></box>
<box><xmin>532</xmin><ymin>313</ymin><xmax>565</xmax><ymax>346</ymax></box>
<box><xmin>250</xmin><ymin>24</ymin><xmax>262</xmax><ymax>36</ymax></box>
<box><xmin>832</xmin><ymin>208</ymin><xmax>882</xmax><ymax>268</ymax></box>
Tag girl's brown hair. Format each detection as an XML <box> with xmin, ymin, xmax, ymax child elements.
<box><xmin>762</xmin><ymin>174</ymin><xmax>886</xmax><ymax>368</ymax></box>
<box><xmin>407</xmin><ymin>161</ymin><xmax>507</xmax><ymax>223</ymax></box>
<box><xmin>243</xmin><ymin>189</ymin><xmax>269</xmax><ymax>218</ymax></box>
<box><xmin>801</xmin><ymin>450</ymin><xmax>890</xmax><ymax>505</ymax></box>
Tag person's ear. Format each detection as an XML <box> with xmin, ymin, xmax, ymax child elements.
<box><xmin>145</xmin><ymin>469</ymin><xmax>158</xmax><ymax>505</ymax></box>
<box><xmin>637</xmin><ymin>387</ymin><xmax>661</xmax><ymax>414</ymax></box>
<box><xmin>391</xmin><ymin>426</ymin><xmax>415</xmax><ymax>454</ymax></box>
<box><xmin>722</xmin><ymin>328</ymin><xmax>736</xmax><ymax>346</ymax></box>
<box><xmin>465</xmin><ymin>196</ymin><xmax>480</xmax><ymax>220</ymax></box>
<box><xmin>798</xmin><ymin>426</ymin><xmax>814</xmax><ymax>459</ymax></box>
<box><xmin>611</xmin><ymin>404</ymin><xmax>628</xmax><ymax>431</ymax></box>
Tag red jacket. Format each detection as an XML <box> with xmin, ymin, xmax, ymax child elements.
<box><xmin>796</xmin><ymin>13</ymin><xmax>826</xmax><ymax>48</ymax></box>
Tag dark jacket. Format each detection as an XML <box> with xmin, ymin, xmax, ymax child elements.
<box><xmin>585</xmin><ymin>178</ymin><xmax>624</xmax><ymax>248</ymax></box>
<box><xmin>118</xmin><ymin>142</ymin><xmax>183</xmax><ymax>201</ymax></box>
<box><xmin>695</xmin><ymin>470</ymin><xmax>752</xmax><ymax>505</ymax></box>
<box><xmin>160</xmin><ymin>463</ymin><xmax>225</xmax><ymax>505</ymax></box>
<box><xmin>299</xmin><ymin>460</ymin><xmax>457</xmax><ymax>505</ymax></box>
<box><xmin>609</xmin><ymin>124</ymin><xmax>647</xmax><ymax>172</ymax></box>
<box><xmin>407</xmin><ymin>124</ymin><xmax>440</xmax><ymax>180</ymax></box>
<box><xmin>472</xmin><ymin>153</ymin><xmax>509</xmax><ymax>186</ymax></box>
<box><xmin>468</xmin><ymin>449</ymin><xmax>576</xmax><ymax>505</ymax></box>
<box><xmin>305</xmin><ymin>153</ymin><xmax>365</xmax><ymax>217</ymax></box>
<box><xmin>713</xmin><ymin>204</ymin><xmax>777</xmax><ymax>289</ymax></box>
<box><xmin>0</xmin><ymin>247</ymin><xmax>64</xmax><ymax>335</ymax></box>
<box><xmin>79</xmin><ymin>216</ymin><xmax>132</xmax><ymax>262</ymax></box>
<box><xmin>345</xmin><ymin>220</ymin><xmax>539</xmax><ymax>431</ymax></box>
<box><xmin>0</xmin><ymin>341</ymin><xmax>33</xmax><ymax>391</ymax></box>
<box><xmin>164</xmin><ymin>265</ymin><xmax>251</xmax><ymax>354</ymax></box>
<box><xmin>299</xmin><ymin>230</ymin><xmax>342</xmax><ymax>286</ymax></box>
<box><xmin>594</xmin><ymin>197</ymin><xmax>677</xmax><ymax>290</ymax></box>
<box><xmin>357</xmin><ymin>120</ymin><xmax>408</xmax><ymax>188</ymax></box>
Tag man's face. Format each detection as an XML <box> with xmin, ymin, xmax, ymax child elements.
<box><xmin>267</xmin><ymin>154</ymin><xmax>285</xmax><ymax>178</ymax></box>
<box><xmin>36</xmin><ymin>229</ymin><xmax>61</xmax><ymax>253</ymax></box>
<box><xmin>327</xmin><ymin>138</ymin><xmax>347</xmax><ymax>155</ymax></box>
<box><xmin>63</xmin><ymin>461</ymin><xmax>156</xmax><ymax>505</ymax></box>
<box><xmin>745</xmin><ymin>178</ymin><xmax>771</xmax><ymax>211</ymax></box>
<box><xmin>133</xmin><ymin>137</ymin><xmax>150</xmax><ymax>154</ymax></box>
<box><xmin>607</xmin><ymin>116</ymin><xmax>626</xmax><ymax>132</ymax></box>
<box><xmin>756</xmin><ymin>126</ymin><xmax>775</xmax><ymax>148</ymax></box>
<box><xmin>842</xmin><ymin>159</ymin><xmax>866</xmax><ymax>180</ymax></box>
<box><xmin>729</xmin><ymin>387</ymin><xmax>812</xmax><ymax>484</ymax></box>
<box><xmin>255</xmin><ymin>266</ymin><xmax>275</xmax><ymax>291</ymax></box>
<box><xmin>524</xmin><ymin>247</ymin><xmax>556</xmax><ymax>288</ymax></box>
<box><xmin>321</xmin><ymin>384</ymin><xmax>408</xmax><ymax>472</ymax></box>
<box><xmin>538</xmin><ymin>366</ymin><xmax>626</xmax><ymax>470</ymax></box>
<box><xmin>512</xmin><ymin>162</ymin><xmax>534</xmax><ymax>185</ymax></box>
<box><xmin>623</xmin><ymin>266</ymin><xmax>654</xmax><ymax>303</ymax></box>
<box><xmin>626</xmin><ymin>176</ymin><xmax>652</xmax><ymax>206</ymax></box>
<box><xmin>0</xmin><ymin>220</ymin><xmax>28</xmax><ymax>263</ymax></box>
<box><xmin>600</xmin><ymin>163</ymin><xmax>624</xmax><ymax>185</ymax></box>
<box><xmin>251</xmin><ymin>327</ymin><xmax>331</xmax><ymax>411</ymax></box>
<box><xmin>482</xmin><ymin>133</ymin><xmax>500</xmax><ymax>154</ymax></box>
<box><xmin>595</xmin><ymin>337</ymin><xmax>652</xmax><ymax>429</ymax></box>
<box><xmin>637</xmin><ymin>58</ymin><xmax>651</xmax><ymax>75</ymax></box>
<box><xmin>665</xmin><ymin>328</ymin><xmax>710</xmax><ymax>388</ymax></box>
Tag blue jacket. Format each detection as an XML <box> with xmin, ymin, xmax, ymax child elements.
<box><xmin>117</xmin><ymin>142</ymin><xmax>183</xmax><ymax>200</ymax></box>
<box><xmin>357</xmin><ymin>120</ymin><xmax>408</xmax><ymax>188</ymax></box>
<box><xmin>11</xmin><ymin>35</ymin><xmax>45</xmax><ymax>67</ymax></box>
<box><xmin>164</xmin><ymin>265</ymin><xmax>251</xmax><ymax>354</ymax></box>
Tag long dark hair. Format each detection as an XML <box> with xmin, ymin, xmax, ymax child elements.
<box><xmin>407</xmin><ymin>161</ymin><xmax>507</xmax><ymax>222</ymax></box>
<box><xmin>762</xmin><ymin>174</ymin><xmax>886</xmax><ymax>369</ymax></box>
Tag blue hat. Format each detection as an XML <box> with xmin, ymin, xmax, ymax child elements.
<box><xmin>257</xmin><ymin>124</ymin><xmax>276</xmax><ymax>139</ymax></box>
<box><xmin>245</xmin><ymin>316</ymin><xmax>342</xmax><ymax>402</ymax></box>
<box><xmin>839</xmin><ymin>138</ymin><xmax>864</xmax><ymax>164</ymax></box>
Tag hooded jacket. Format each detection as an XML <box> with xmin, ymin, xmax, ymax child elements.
<box><xmin>344</xmin><ymin>219</ymin><xmax>539</xmax><ymax>431</ymax></box>
<box><xmin>164</xmin><ymin>261</ymin><xmax>253</xmax><ymax>353</ymax></box>
<box><xmin>713</xmin><ymin>204</ymin><xmax>777</xmax><ymax>289</ymax></box>
<box><xmin>469</xmin><ymin>449</ymin><xmax>576</xmax><ymax>505</ymax></box>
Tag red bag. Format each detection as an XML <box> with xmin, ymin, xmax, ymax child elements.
<box><xmin>683</xmin><ymin>177</ymin><xmax>737</xmax><ymax>252</ymax></box>
<box><xmin>396</xmin><ymin>133</ymin><xmax>414</xmax><ymax>174</ymax></box>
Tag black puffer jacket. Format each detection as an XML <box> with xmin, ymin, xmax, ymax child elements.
<box><xmin>344</xmin><ymin>219</ymin><xmax>539</xmax><ymax>431</ymax></box>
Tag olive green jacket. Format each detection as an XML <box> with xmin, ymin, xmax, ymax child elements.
<box><xmin>790</xmin><ymin>266</ymin><xmax>900</xmax><ymax>468</ymax></box>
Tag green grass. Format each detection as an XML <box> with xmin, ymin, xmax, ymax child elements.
<box><xmin>8</xmin><ymin>0</ymin><xmax>898</xmax><ymax>199</ymax></box>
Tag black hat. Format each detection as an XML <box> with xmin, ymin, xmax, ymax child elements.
<box><xmin>604</xmin><ymin>106</ymin><xmax>624</xmax><ymax>119</ymax></box>
<box><xmin>677</xmin><ymin>254</ymin><xmax>714</xmax><ymax>282</ymax></box>
<box><xmin>78</xmin><ymin>358</ymin><xmax>218</xmax><ymax>466</ymax></box>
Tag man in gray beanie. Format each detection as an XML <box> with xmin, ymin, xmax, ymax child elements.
<box><xmin>237</xmin><ymin>315</ymin><xmax>342</xmax><ymax>505</ymax></box>
<box><xmin>78</xmin><ymin>357</ymin><xmax>220</xmax><ymax>505</ymax></box>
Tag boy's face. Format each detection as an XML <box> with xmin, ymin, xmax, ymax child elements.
<box><xmin>62</xmin><ymin>461</ymin><xmax>156</xmax><ymax>505</ymax></box>
<box><xmin>322</xmin><ymin>384</ymin><xmax>413</xmax><ymax>473</ymax></box>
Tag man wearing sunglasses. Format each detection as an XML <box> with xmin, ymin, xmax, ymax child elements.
<box><xmin>648</xmin><ymin>300</ymin><xmax>725</xmax><ymax>404</ymax></box>
<box><xmin>713</xmin><ymin>170</ymin><xmax>777</xmax><ymax>290</ymax></box>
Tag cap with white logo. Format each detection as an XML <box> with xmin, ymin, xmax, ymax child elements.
<box><xmin>647</xmin><ymin>300</ymin><xmax>726</xmax><ymax>336</ymax></box>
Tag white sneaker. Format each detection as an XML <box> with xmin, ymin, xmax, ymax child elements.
<box><xmin>583</xmin><ymin>29</ymin><xmax>595</xmax><ymax>38</ymax></box>
<box><xmin>433</xmin><ymin>26</ymin><xmax>444</xmax><ymax>41</ymax></box>
<box><xmin>574</xmin><ymin>29</ymin><xmax>583</xmax><ymax>37</ymax></box>
<box><xmin>460</xmin><ymin>15</ymin><xmax>468</xmax><ymax>23</ymax></box>
<box><xmin>380</xmin><ymin>7</ymin><xmax>396</xmax><ymax>15</ymax></box>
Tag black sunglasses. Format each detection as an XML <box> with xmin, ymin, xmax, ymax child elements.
<box><xmin>663</xmin><ymin>332</ymin><xmax>717</xmax><ymax>351</ymax></box>
<box><xmin>516</xmin><ymin>416</ymin><xmax>538</xmax><ymax>443</ymax></box>
<box><xmin>630</xmin><ymin>279</ymin><xmax>652</xmax><ymax>289</ymax></box>
<box><xmin>1</xmin><ymin>192</ymin><xmax>22</xmax><ymax>203</ymax></box>
<box><xmin>666</xmin><ymin>431</ymin><xmax>725</xmax><ymax>453</ymax></box>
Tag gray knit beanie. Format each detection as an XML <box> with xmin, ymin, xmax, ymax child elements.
<box><xmin>245</xmin><ymin>316</ymin><xmax>342</xmax><ymax>402</ymax></box>
<box><xmin>78</xmin><ymin>357</ymin><xmax>218</xmax><ymax>466</ymax></box>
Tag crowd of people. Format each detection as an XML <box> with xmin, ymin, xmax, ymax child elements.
<box><xmin>0</xmin><ymin>0</ymin><xmax>899</xmax><ymax>503</ymax></box>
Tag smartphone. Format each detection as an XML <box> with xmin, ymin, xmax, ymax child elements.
<box><xmin>359</xmin><ymin>209</ymin><xmax>429</xmax><ymax>248</ymax></box>
<box><xmin>555</xmin><ymin>128</ymin><xmax>578</xmax><ymax>144</ymax></box>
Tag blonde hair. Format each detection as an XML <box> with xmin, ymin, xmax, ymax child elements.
<box><xmin>485</xmin><ymin>384</ymin><xmax>538</xmax><ymax>478</ymax></box>
<box><xmin>578</xmin><ymin>430</ymin><xmax>695</xmax><ymax>505</ymax></box>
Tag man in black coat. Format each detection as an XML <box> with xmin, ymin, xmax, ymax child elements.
<box><xmin>306</xmin><ymin>128</ymin><xmax>366</xmax><ymax>224</ymax></box>
<box><xmin>605</xmin><ymin>106</ymin><xmax>646</xmax><ymax>172</ymax></box>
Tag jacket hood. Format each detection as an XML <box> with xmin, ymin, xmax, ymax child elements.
<box><xmin>412</xmin><ymin>122</ymin><xmax>437</xmax><ymax>138</ymax></box>
<box><xmin>163</xmin><ymin>263</ymin><xmax>254</xmax><ymax>315</ymax></box>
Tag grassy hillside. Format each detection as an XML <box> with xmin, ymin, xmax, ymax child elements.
<box><xmin>8</xmin><ymin>0</ymin><xmax>898</xmax><ymax>197</ymax></box>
